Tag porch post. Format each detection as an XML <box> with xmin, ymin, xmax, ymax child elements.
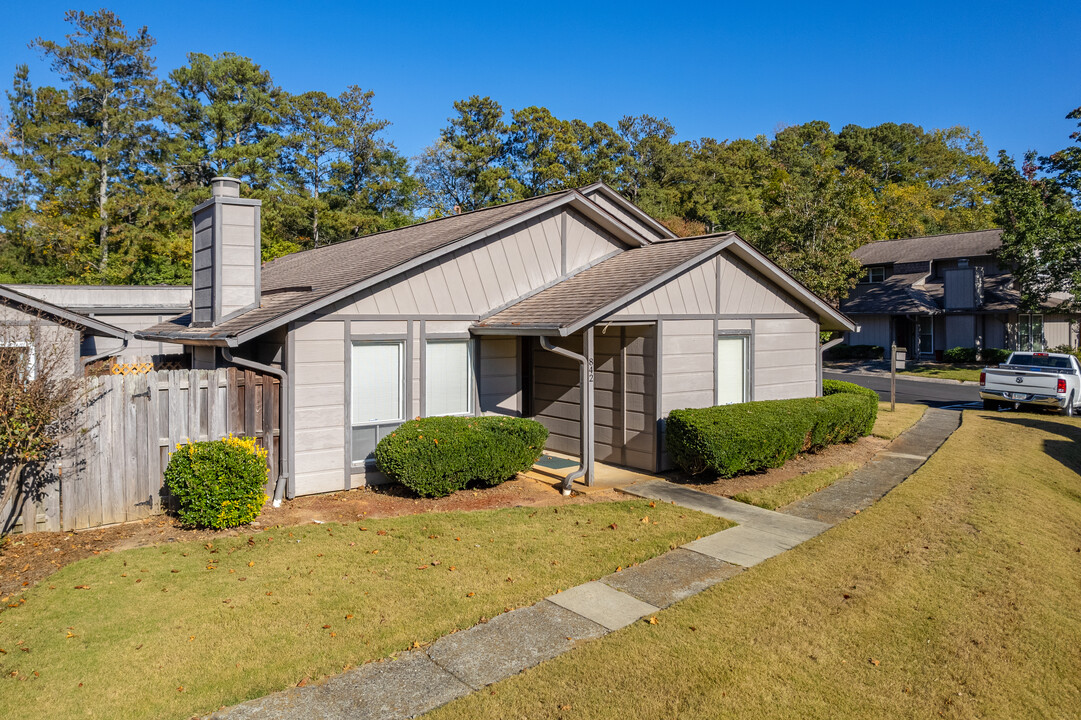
<box><xmin>584</xmin><ymin>327</ymin><xmax>595</xmax><ymax>486</ymax></box>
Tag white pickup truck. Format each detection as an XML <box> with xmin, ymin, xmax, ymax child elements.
<box><xmin>980</xmin><ymin>351</ymin><xmax>1081</xmax><ymax>415</ymax></box>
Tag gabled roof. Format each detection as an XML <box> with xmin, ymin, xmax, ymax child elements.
<box><xmin>0</xmin><ymin>284</ymin><xmax>130</xmax><ymax>338</ymax></box>
<box><xmin>138</xmin><ymin>188</ymin><xmax>658</xmax><ymax>346</ymax></box>
<box><xmin>475</xmin><ymin>233</ymin><xmax>855</xmax><ymax>334</ymax></box>
<box><xmin>854</xmin><ymin>229</ymin><xmax>1002</xmax><ymax>265</ymax></box>
<box><xmin>578</xmin><ymin>182</ymin><xmax>678</xmax><ymax>241</ymax></box>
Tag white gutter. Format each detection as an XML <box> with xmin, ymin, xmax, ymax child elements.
<box><xmin>81</xmin><ymin>336</ymin><xmax>130</xmax><ymax>367</ymax></box>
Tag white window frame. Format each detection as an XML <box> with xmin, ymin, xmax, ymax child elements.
<box><xmin>865</xmin><ymin>266</ymin><xmax>885</xmax><ymax>283</ymax></box>
<box><xmin>2</xmin><ymin>341</ymin><xmax>36</xmax><ymax>382</ymax></box>
<box><xmin>1018</xmin><ymin>314</ymin><xmax>1045</xmax><ymax>352</ymax></box>
<box><xmin>351</xmin><ymin>340</ymin><xmax>405</xmax><ymax>466</ymax></box>
<box><xmin>424</xmin><ymin>338</ymin><xmax>474</xmax><ymax>417</ymax></box>
<box><xmin>715</xmin><ymin>334</ymin><xmax>749</xmax><ymax>406</ymax></box>
<box><xmin>917</xmin><ymin>317</ymin><xmax>934</xmax><ymax>357</ymax></box>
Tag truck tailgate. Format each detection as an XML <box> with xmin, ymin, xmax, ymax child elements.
<box><xmin>984</xmin><ymin>368</ymin><xmax>1061</xmax><ymax>395</ymax></box>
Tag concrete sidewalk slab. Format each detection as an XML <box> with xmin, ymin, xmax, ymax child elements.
<box><xmin>783</xmin><ymin>408</ymin><xmax>960</xmax><ymax>524</ymax></box>
<box><xmin>426</xmin><ymin>601</ymin><xmax>606</xmax><ymax>690</ymax></box>
<box><xmin>683</xmin><ymin>525</ymin><xmax>802</xmax><ymax>567</ymax></box>
<box><xmin>547</xmin><ymin>581</ymin><xmax>659</xmax><ymax>630</ymax></box>
<box><xmin>600</xmin><ymin>549</ymin><xmax>742</xmax><ymax>608</ymax></box>
<box><xmin>208</xmin><ymin>649</ymin><xmax>470</xmax><ymax>720</ymax></box>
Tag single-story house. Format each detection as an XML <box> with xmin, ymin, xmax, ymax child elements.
<box><xmin>0</xmin><ymin>284</ymin><xmax>134</xmax><ymax>375</ymax></box>
<box><xmin>137</xmin><ymin>177</ymin><xmax>854</xmax><ymax>499</ymax></box>
<box><xmin>841</xmin><ymin>229</ymin><xmax>1080</xmax><ymax>357</ymax></box>
<box><xmin>2</xmin><ymin>284</ymin><xmax>190</xmax><ymax>360</ymax></box>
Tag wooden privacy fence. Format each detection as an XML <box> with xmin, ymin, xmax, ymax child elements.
<box><xmin>9</xmin><ymin>368</ymin><xmax>280</xmax><ymax>533</ymax></box>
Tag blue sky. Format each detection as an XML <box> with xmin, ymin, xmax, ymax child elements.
<box><xmin>2</xmin><ymin>1</ymin><xmax>1079</xmax><ymax>163</ymax></box>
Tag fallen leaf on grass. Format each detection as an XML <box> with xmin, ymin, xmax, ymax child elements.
<box><xmin>417</xmin><ymin>565</ymin><xmax>429</xmax><ymax>570</ymax></box>
<box><xmin>641</xmin><ymin>516</ymin><xmax>649</xmax><ymax>523</ymax></box>
<box><xmin>870</xmin><ymin>658</ymin><xmax>880</xmax><ymax>667</ymax></box>
<box><xmin>648</xmin><ymin>616</ymin><xmax>658</xmax><ymax>625</ymax></box>
<box><xmin>66</xmin><ymin>632</ymin><xmax>75</xmax><ymax>639</ymax></box>
<box><xmin>466</xmin><ymin>592</ymin><xmax>475</xmax><ymax>597</ymax></box>
<box><xmin>345</xmin><ymin>614</ymin><xmax>354</xmax><ymax>620</ymax></box>
<box><xmin>74</xmin><ymin>585</ymin><xmax>90</xmax><ymax>590</ymax></box>
<box><xmin>247</xmin><ymin>561</ymin><xmax>255</xmax><ymax>568</ymax></box>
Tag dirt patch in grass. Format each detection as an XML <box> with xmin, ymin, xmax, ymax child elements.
<box><xmin>0</xmin><ymin>476</ymin><xmax>617</xmax><ymax>600</ymax></box>
<box><xmin>677</xmin><ymin>434</ymin><xmax>888</xmax><ymax>500</ymax></box>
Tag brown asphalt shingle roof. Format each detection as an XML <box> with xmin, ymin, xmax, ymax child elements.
<box><xmin>139</xmin><ymin>192</ymin><xmax>573</xmax><ymax>343</ymax></box>
<box><xmin>854</xmin><ymin>229</ymin><xmax>1002</xmax><ymax>265</ymax></box>
<box><xmin>476</xmin><ymin>234</ymin><xmax>734</xmax><ymax>332</ymax></box>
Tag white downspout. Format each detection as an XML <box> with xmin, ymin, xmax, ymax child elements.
<box><xmin>539</xmin><ymin>336</ymin><xmax>592</xmax><ymax>496</ymax></box>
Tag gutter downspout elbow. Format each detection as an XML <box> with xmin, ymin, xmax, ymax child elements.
<box><xmin>81</xmin><ymin>336</ymin><xmax>130</xmax><ymax>367</ymax></box>
<box><xmin>539</xmin><ymin>336</ymin><xmax>588</xmax><ymax>496</ymax></box>
<box><xmin>221</xmin><ymin>347</ymin><xmax>290</xmax><ymax>508</ymax></box>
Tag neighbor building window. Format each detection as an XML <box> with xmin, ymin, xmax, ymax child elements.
<box><xmin>425</xmin><ymin>339</ymin><xmax>473</xmax><ymax>416</ymax></box>
<box><xmin>918</xmin><ymin>317</ymin><xmax>934</xmax><ymax>356</ymax></box>
<box><xmin>351</xmin><ymin>340</ymin><xmax>404</xmax><ymax>463</ymax></box>
<box><xmin>864</xmin><ymin>267</ymin><xmax>885</xmax><ymax>283</ymax></box>
<box><xmin>716</xmin><ymin>335</ymin><xmax>748</xmax><ymax>405</ymax></box>
<box><xmin>0</xmin><ymin>341</ymin><xmax>35</xmax><ymax>382</ymax></box>
<box><xmin>1018</xmin><ymin>314</ymin><xmax>1044</xmax><ymax>352</ymax></box>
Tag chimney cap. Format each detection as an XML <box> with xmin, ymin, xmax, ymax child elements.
<box><xmin>210</xmin><ymin>176</ymin><xmax>242</xmax><ymax>198</ymax></box>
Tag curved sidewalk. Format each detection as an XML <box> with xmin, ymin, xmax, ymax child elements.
<box><xmin>208</xmin><ymin>408</ymin><xmax>960</xmax><ymax>720</ymax></box>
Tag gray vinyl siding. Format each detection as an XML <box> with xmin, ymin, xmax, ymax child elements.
<box><xmin>844</xmin><ymin>315</ymin><xmax>891</xmax><ymax>348</ymax></box>
<box><xmin>754</xmin><ymin>317</ymin><xmax>818</xmax><ymax>400</ymax></box>
<box><xmin>583</xmin><ymin>190</ymin><xmax>670</xmax><ymax>241</ymax></box>
<box><xmin>192</xmin><ymin>205</ymin><xmax>214</xmax><ymax>325</ymax></box>
<box><xmin>660</xmin><ymin>319</ymin><xmax>715</xmax><ymax>413</ymax></box>
<box><xmin>985</xmin><ymin>315</ymin><xmax>1007</xmax><ymax>348</ymax></box>
<box><xmin>0</xmin><ymin>303</ymin><xmax>80</xmax><ymax>376</ymax></box>
<box><xmin>325</xmin><ymin>208</ymin><xmax>625</xmax><ymax>318</ymax></box>
<box><xmin>219</xmin><ymin>204</ymin><xmax>259</xmax><ymax>318</ymax></box>
<box><xmin>292</xmin><ymin>319</ymin><xmax>347</xmax><ymax>496</ymax></box>
<box><xmin>479</xmin><ymin>337</ymin><xmax>520</xmax><ymax>416</ymax></box>
<box><xmin>1044</xmin><ymin>315</ymin><xmax>1077</xmax><ymax>349</ymax></box>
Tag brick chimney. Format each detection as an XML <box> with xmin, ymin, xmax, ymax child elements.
<box><xmin>191</xmin><ymin>177</ymin><xmax>261</xmax><ymax>327</ymax></box>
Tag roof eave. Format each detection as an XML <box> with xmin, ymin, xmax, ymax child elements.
<box><xmin>0</xmin><ymin>284</ymin><xmax>131</xmax><ymax>339</ymax></box>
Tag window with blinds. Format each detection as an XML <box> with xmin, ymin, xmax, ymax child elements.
<box><xmin>425</xmin><ymin>339</ymin><xmax>472</xmax><ymax>416</ymax></box>
<box><xmin>716</xmin><ymin>335</ymin><xmax>748</xmax><ymax>405</ymax></box>
<box><xmin>351</xmin><ymin>341</ymin><xmax>404</xmax><ymax>464</ymax></box>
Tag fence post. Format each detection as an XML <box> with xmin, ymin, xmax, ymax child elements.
<box><xmin>890</xmin><ymin>341</ymin><xmax>897</xmax><ymax>412</ymax></box>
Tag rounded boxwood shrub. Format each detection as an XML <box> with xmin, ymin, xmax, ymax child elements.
<box><xmin>668</xmin><ymin>381</ymin><xmax>878</xmax><ymax>478</ymax></box>
<box><xmin>374</xmin><ymin>416</ymin><xmax>548</xmax><ymax>498</ymax></box>
<box><xmin>943</xmin><ymin>346</ymin><xmax>979</xmax><ymax>363</ymax></box>
<box><xmin>164</xmin><ymin>435</ymin><xmax>269</xmax><ymax>529</ymax></box>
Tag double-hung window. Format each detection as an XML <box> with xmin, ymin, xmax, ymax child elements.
<box><xmin>1018</xmin><ymin>314</ymin><xmax>1044</xmax><ymax>351</ymax></box>
<box><xmin>425</xmin><ymin>339</ymin><xmax>473</xmax><ymax>416</ymax></box>
<box><xmin>351</xmin><ymin>341</ymin><xmax>404</xmax><ymax>464</ymax></box>
<box><xmin>865</xmin><ymin>267</ymin><xmax>885</xmax><ymax>283</ymax></box>
<box><xmin>716</xmin><ymin>335</ymin><xmax>748</xmax><ymax>405</ymax></box>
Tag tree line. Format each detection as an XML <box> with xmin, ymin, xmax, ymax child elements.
<box><xmin>1</xmin><ymin>9</ymin><xmax>1078</xmax><ymax>307</ymax></box>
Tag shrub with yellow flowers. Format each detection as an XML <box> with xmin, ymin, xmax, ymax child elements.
<box><xmin>164</xmin><ymin>435</ymin><xmax>269</xmax><ymax>529</ymax></box>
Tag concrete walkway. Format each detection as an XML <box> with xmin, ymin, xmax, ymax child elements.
<box><xmin>208</xmin><ymin>408</ymin><xmax>960</xmax><ymax>720</ymax></box>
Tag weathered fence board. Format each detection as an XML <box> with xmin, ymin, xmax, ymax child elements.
<box><xmin>9</xmin><ymin>367</ymin><xmax>281</xmax><ymax>534</ymax></box>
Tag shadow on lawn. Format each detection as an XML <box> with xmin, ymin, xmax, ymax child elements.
<box><xmin>984</xmin><ymin>413</ymin><xmax>1081</xmax><ymax>479</ymax></box>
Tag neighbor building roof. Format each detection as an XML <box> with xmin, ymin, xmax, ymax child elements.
<box><xmin>0</xmin><ymin>284</ymin><xmax>130</xmax><ymax>338</ymax></box>
<box><xmin>853</xmin><ymin>229</ymin><xmax>1002</xmax><ymax>266</ymax></box>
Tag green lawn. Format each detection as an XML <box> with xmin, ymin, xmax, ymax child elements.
<box><xmin>0</xmin><ymin>501</ymin><xmax>728</xmax><ymax>720</ymax></box>
<box><xmin>732</xmin><ymin>462</ymin><xmax>858</xmax><ymax>510</ymax></box>
<box><xmin>900</xmin><ymin>364</ymin><xmax>981</xmax><ymax>382</ymax></box>
<box><xmin>428</xmin><ymin>410</ymin><xmax>1081</xmax><ymax>719</ymax></box>
<box><xmin>872</xmin><ymin>401</ymin><xmax>927</xmax><ymax>440</ymax></box>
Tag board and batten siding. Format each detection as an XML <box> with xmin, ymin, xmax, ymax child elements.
<box><xmin>325</xmin><ymin>208</ymin><xmax>626</xmax><ymax>318</ymax></box>
<box><xmin>479</xmin><ymin>337</ymin><xmax>520</xmax><ymax>416</ymax></box>
<box><xmin>582</xmin><ymin>189</ymin><xmax>670</xmax><ymax>241</ymax></box>
<box><xmin>844</xmin><ymin>314</ymin><xmax>890</xmax><ymax>348</ymax></box>
<box><xmin>611</xmin><ymin>260</ymin><xmax>717</xmax><ymax>317</ymax></box>
<box><xmin>291</xmin><ymin>319</ymin><xmax>346</xmax><ymax>496</ymax></box>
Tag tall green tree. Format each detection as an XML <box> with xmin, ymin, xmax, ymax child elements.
<box><xmin>32</xmin><ymin>9</ymin><xmax>160</xmax><ymax>273</ymax></box>
<box><xmin>167</xmin><ymin>52</ymin><xmax>283</xmax><ymax>188</ymax></box>
<box><xmin>994</xmin><ymin>149</ymin><xmax>1081</xmax><ymax>310</ymax></box>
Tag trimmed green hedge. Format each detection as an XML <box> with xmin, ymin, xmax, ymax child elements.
<box><xmin>825</xmin><ymin>343</ymin><xmax>884</xmax><ymax>360</ymax></box>
<box><xmin>982</xmin><ymin>348</ymin><xmax>1012</xmax><ymax>364</ymax></box>
<box><xmin>667</xmin><ymin>381</ymin><xmax>878</xmax><ymax>478</ymax></box>
<box><xmin>374</xmin><ymin>416</ymin><xmax>549</xmax><ymax>498</ymax></box>
<box><xmin>943</xmin><ymin>346</ymin><xmax>979</xmax><ymax>363</ymax></box>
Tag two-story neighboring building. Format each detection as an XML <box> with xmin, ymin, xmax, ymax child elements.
<box><xmin>841</xmin><ymin>229</ymin><xmax>1079</xmax><ymax>357</ymax></box>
